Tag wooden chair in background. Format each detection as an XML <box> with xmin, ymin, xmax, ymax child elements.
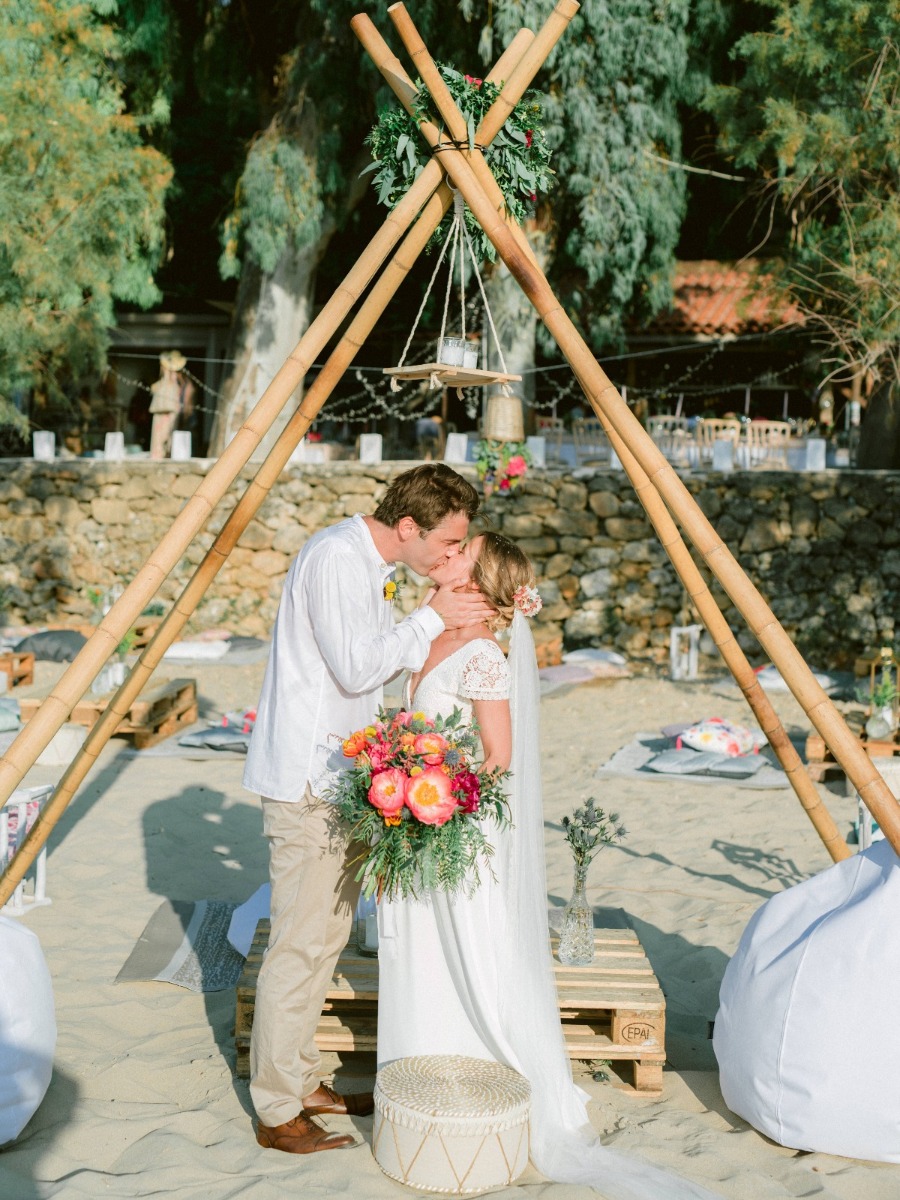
<box><xmin>535</xmin><ymin>415</ymin><xmax>566</xmax><ymax>463</ymax></box>
<box><xmin>695</xmin><ymin>418</ymin><xmax>741</xmax><ymax>467</ymax></box>
<box><xmin>745</xmin><ymin>419</ymin><xmax>791</xmax><ymax>469</ymax></box>
<box><xmin>572</xmin><ymin>416</ymin><xmax>612</xmax><ymax>466</ymax></box>
<box><xmin>647</xmin><ymin>415</ymin><xmax>692</xmax><ymax>466</ymax></box>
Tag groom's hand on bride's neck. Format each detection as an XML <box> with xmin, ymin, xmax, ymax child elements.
<box><xmin>427</xmin><ymin>584</ymin><xmax>493</xmax><ymax>629</ymax></box>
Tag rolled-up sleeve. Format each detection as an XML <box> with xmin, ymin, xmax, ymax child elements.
<box><xmin>308</xmin><ymin>545</ymin><xmax>443</xmax><ymax>694</ymax></box>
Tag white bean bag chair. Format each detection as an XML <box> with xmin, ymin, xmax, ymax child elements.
<box><xmin>714</xmin><ymin>840</ymin><xmax>900</xmax><ymax>1162</ymax></box>
<box><xmin>0</xmin><ymin>916</ymin><xmax>56</xmax><ymax>1145</ymax></box>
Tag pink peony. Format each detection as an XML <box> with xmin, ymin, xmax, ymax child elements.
<box><xmin>413</xmin><ymin>731</ymin><xmax>448</xmax><ymax>766</ymax></box>
<box><xmin>453</xmin><ymin>770</ymin><xmax>481</xmax><ymax>814</ymax></box>
<box><xmin>406</xmin><ymin>766</ymin><xmax>457</xmax><ymax>826</ymax></box>
<box><xmin>368</xmin><ymin>768</ymin><xmax>407</xmax><ymax>817</ymax></box>
<box><xmin>505</xmin><ymin>454</ymin><xmax>527</xmax><ymax>477</ymax></box>
<box><xmin>368</xmin><ymin>742</ymin><xmax>391</xmax><ymax>770</ymax></box>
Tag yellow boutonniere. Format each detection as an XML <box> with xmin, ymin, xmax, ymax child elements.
<box><xmin>383</xmin><ymin>579</ymin><xmax>402</xmax><ymax>603</ymax></box>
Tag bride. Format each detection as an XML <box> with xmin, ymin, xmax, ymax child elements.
<box><xmin>378</xmin><ymin>531</ymin><xmax>721</xmax><ymax>1200</ymax></box>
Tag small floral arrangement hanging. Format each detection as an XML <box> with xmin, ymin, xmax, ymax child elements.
<box><xmin>331</xmin><ymin>706</ymin><xmax>511</xmax><ymax>900</ymax></box>
<box><xmin>474</xmin><ymin>438</ymin><xmax>531</xmax><ymax>496</ymax></box>
<box><xmin>364</xmin><ymin>65</ymin><xmax>553</xmax><ymax>262</ymax></box>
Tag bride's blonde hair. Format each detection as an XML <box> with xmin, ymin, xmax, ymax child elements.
<box><xmin>472</xmin><ymin>532</ymin><xmax>535</xmax><ymax>631</ymax></box>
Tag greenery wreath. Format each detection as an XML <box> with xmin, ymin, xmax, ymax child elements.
<box><xmin>364</xmin><ymin>65</ymin><xmax>553</xmax><ymax>262</ymax></box>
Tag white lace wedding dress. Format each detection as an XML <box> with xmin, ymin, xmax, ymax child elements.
<box><xmin>378</xmin><ymin>637</ymin><xmax>510</xmax><ymax>1064</ymax></box>
<box><xmin>376</xmin><ymin>616</ymin><xmax>722</xmax><ymax>1200</ymax></box>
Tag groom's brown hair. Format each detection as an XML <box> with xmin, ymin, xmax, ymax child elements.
<box><xmin>373</xmin><ymin>463</ymin><xmax>479</xmax><ymax>532</ymax></box>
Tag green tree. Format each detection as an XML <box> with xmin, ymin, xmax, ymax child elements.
<box><xmin>0</xmin><ymin>0</ymin><xmax>171</xmax><ymax>431</ymax></box>
<box><xmin>483</xmin><ymin>0</ymin><xmax>706</xmax><ymax>357</ymax></box>
<box><xmin>209</xmin><ymin>1</ymin><xmax>475</xmax><ymax>456</ymax></box>
<box><xmin>709</xmin><ymin>0</ymin><xmax>900</xmax><ymax>466</ymax></box>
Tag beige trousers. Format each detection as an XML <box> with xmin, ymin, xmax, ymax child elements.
<box><xmin>249</xmin><ymin>789</ymin><xmax>361</xmax><ymax>1127</ymax></box>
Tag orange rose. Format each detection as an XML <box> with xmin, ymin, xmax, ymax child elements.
<box><xmin>414</xmin><ymin>731</ymin><xmax>448</xmax><ymax>766</ymax></box>
<box><xmin>399</xmin><ymin>732</ymin><xmax>417</xmax><ymax>748</ymax></box>
<box><xmin>406</xmin><ymin>766</ymin><xmax>457</xmax><ymax>826</ymax></box>
<box><xmin>384</xmin><ymin>814</ymin><xmax>402</xmax><ymax>827</ymax></box>
<box><xmin>342</xmin><ymin>730</ymin><xmax>368</xmax><ymax>758</ymax></box>
<box><xmin>368</xmin><ymin>768</ymin><xmax>407</xmax><ymax>817</ymax></box>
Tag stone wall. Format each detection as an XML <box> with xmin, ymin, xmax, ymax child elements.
<box><xmin>0</xmin><ymin>460</ymin><xmax>897</xmax><ymax>668</ymax></box>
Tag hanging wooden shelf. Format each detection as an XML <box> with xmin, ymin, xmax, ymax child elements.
<box><xmin>383</xmin><ymin>364</ymin><xmax>522</xmax><ymax>390</ymax></box>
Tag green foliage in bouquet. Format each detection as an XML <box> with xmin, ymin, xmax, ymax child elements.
<box><xmin>561</xmin><ymin>798</ymin><xmax>626</xmax><ymax>869</ymax></box>
<box><xmin>330</xmin><ymin>705</ymin><xmax>511</xmax><ymax>900</ymax></box>
<box><xmin>364</xmin><ymin>65</ymin><xmax>553</xmax><ymax>262</ymax></box>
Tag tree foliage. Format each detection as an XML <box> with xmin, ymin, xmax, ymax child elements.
<box><xmin>0</xmin><ymin>0</ymin><xmax>171</xmax><ymax>426</ymax></box>
<box><xmin>709</xmin><ymin>0</ymin><xmax>900</xmax><ymax>388</ymax></box>
<box><xmin>480</xmin><ymin>0</ymin><xmax>704</xmax><ymax>350</ymax></box>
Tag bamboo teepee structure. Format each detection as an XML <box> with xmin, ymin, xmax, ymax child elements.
<box><xmin>2</xmin><ymin>0</ymin><xmax>898</xmax><ymax>909</ymax></box>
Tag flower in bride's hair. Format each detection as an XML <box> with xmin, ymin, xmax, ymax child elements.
<box><xmin>406</xmin><ymin>766</ymin><xmax>457</xmax><ymax>825</ymax></box>
<box><xmin>513</xmin><ymin>584</ymin><xmax>542</xmax><ymax>618</ymax></box>
<box><xmin>368</xmin><ymin>769</ymin><xmax>407</xmax><ymax>817</ymax></box>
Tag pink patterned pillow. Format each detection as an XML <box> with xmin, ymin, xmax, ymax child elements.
<box><xmin>678</xmin><ymin>717</ymin><xmax>757</xmax><ymax>757</ymax></box>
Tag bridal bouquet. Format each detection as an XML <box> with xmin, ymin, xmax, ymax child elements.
<box><xmin>331</xmin><ymin>706</ymin><xmax>510</xmax><ymax>901</ymax></box>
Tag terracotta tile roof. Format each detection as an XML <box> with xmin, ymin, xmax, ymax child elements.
<box><xmin>644</xmin><ymin>260</ymin><xmax>805</xmax><ymax>338</ymax></box>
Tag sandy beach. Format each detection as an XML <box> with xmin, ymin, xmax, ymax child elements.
<box><xmin>1</xmin><ymin>652</ymin><xmax>896</xmax><ymax>1200</ymax></box>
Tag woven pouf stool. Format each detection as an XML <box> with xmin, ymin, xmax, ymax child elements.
<box><xmin>372</xmin><ymin>1055</ymin><xmax>531</xmax><ymax>1195</ymax></box>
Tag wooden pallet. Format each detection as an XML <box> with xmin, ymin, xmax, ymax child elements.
<box><xmin>18</xmin><ymin>676</ymin><xmax>198</xmax><ymax>749</ymax></box>
<box><xmin>0</xmin><ymin>651</ymin><xmax>35</xmax><ymax>689</ymax></box>
<box><xmin>552</xmin><ymin>926</ymin><xmax>665</xmax><ymax>1094</ymax></box>
<box><xmin>235</xmin><ymin>917</ymin><xmax>665</xmax><ymax>1095</ymax></box>
<box><xmin>805</xmin><ymin>730</ymin><xmax>900</xmax><ymax>781</ymax></box>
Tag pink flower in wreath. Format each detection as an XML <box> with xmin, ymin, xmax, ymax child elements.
<box><xmin>505</xmin><ymin>454</ymin><xmax>527</xmax><ymax>477</ymax></box>
<box><xmin>414</xmin><ymin>731</ymin><xmax>448</xmax><ymax>765</ymax></box>
<box><xmin>499</xmin><ymin>477</ymin><xmax>511</xmax><ymax>492</ymax></box>
<box><xmin>453</xmin><ymin>770</ymin><xmax>481</xmax><ymax>814</ymax></box>
<box><xmin>406</xmin><ymin>766</ymin><xmax>457</xmax><ymax>826</ymax></box>
<box><xmin>368</xmin><ymin>768</ymin><xmax>407</xmax><ymax>817</ymax></box>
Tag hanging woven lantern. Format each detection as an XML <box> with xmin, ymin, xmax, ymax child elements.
<box><xmin>483</xmin><ymin>393</ymin><xmax>524</xmax><ymax>442</ymax></box>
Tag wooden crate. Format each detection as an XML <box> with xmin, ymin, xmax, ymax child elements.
<box><xmin>552</xmin><ymin>927</ymin><xmax>665</xmax><ymax>1095</ymax></box>
<box><xmin>235</xmin><ymin>918</ymin><xmax>666</xmax><ymax>1095</ymax></box>
<box><xmin>18</xmin><ymin>676</ymin><xmax>198</xmax><ymax>749</ymax></box>
<box><xmin>235</xmin><ymin>920</ymin><xmax>377</xmax><ymax>1079</ymax></box>
<box><xmin>805</xmin><ymin>730</ymin><xmax>900</xmax><ymax>782</ymax></box>
<box><xmin>0</xmin><ymin>651</ymin><xmax>35</xmax><ymax>689</ymax></box>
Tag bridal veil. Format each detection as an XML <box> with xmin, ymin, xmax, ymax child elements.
<box><xmin>433</xmin><ymin>612</ymin><xmax>722</xmax><ymax>1199</ymax></box>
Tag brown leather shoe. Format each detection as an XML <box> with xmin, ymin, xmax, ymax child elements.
<box><xmin>256</xmin><ymin>1110</ymin><xmax>355</xmax><ymax>1154</ymax></box>
<box><xmin>302</xmin><ymin>1082</ymin><xmax>375</xmax><ymax>1118</ymax></box>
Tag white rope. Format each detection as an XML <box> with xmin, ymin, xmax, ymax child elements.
<box><xmin>460</xmin><ymin>212</ymin><xmax>510</xmax><ymax>382</ymax></box>
<box><xmin>455</xmin><ymin>192</ymin><xmax>467</xmax><ymax>346</ymax></box>
<box><xmin>391</xmin><ymin>212</ymin><xmax>460</xmax><ymax>391</ymax></box>
<box><xmin>437</xmin><ymin>213</ymin><xmax>461</xmax><ymax>355</ymax></box>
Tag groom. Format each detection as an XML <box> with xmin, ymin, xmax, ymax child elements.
<box><xmin>243</xmin><ymin>463</ymin><xmax>490</xmax><ymax>1154</ymax></box>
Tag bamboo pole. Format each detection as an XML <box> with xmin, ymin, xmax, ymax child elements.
<box><xmin>376</xmin><ymin>4</ymin><xmax>850</xmax><ymax>865</ymax></box>
<box><xmin>0</xmin><ymin>29</ymin><xmax>558</xmax><ymax>905</ymax></box>
<box><xmin>583</xmin><ymin>387</ymin><xmax>851</xmax><ymax>862</ymax></box>
<box><xmin>356</xmin><ymin>6</ymin><xmax>900</xmax><ymax>855</ymax></box>
<box><xmin>0</xmin><ymin>192</ymin><xmax>441</xmax><ymax>807</ymax></box>
<box><xmin>0</xmin><ymin>25</ymin><xmax>549</xmax><ymax>813</ymax></box>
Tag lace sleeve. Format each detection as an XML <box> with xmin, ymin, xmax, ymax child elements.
<box><xmin>460</xmin><ymin>642</ymin><xmax>510</xmax><ymax>701</ymax></box>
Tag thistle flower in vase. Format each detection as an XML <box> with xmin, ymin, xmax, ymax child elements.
<box><xmin>561</xmin><ymin>798</ymin><xmax>626</xmax><ymax>869</ymax></box>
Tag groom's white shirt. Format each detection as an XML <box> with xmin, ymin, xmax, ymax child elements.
<box><xmin>243</xmin><ymin>514</ymin><xmax>443</xmax><ymax>803</ymax></box>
